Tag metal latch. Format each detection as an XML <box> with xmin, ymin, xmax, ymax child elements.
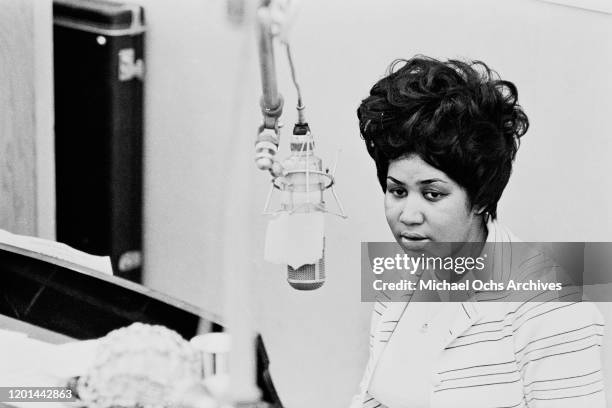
<box><xmin>118</xmin><ymin>48</ymin><xmax>144</xmax><ymax>81</ymax></box>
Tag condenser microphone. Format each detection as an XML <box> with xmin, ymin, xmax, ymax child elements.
<box><xmin>280</xmin><ymin>123</ymin><xmax>326</xmax><ymax>290</ymax></box>
<box><xmin>261</xmin><ymin>122</ymin><xmax>346</xmax><ymax>290</ymax></box>
<box><xmin>255</xmin><ymin>6</ymin><xmax>346</xmax><ymax>291</ymax></box>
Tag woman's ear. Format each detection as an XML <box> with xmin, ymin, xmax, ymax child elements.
<box><xmin>473</xmin><ymin>206</ymin><xmax>490</xmax><ymax>223</ymax></box>
<box><xmin>473</xmin><ymin>205</ymin><xmax>487</xmax><ymax>216</ymax></box>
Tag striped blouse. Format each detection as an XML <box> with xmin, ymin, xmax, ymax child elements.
<box><xmin>350</xmin><ymin>221</ymin><xmax>606</xmax><ymax>408</ymax></box>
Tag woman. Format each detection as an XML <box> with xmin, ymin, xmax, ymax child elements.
<box><xmin>351</xmin><ymin>56</ymin><xmax>605</xmax><ymax>407</ymax></box>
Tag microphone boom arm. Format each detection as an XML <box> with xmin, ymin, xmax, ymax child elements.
<box><xmin>257</xmin><ymin>9</ymin><xmax>282</xmax><ymax>129</ymax></box>
<box><xmin>254</xmin><ymin>3</ymin><xmax>285</xmax><ymax>177</ymax></box>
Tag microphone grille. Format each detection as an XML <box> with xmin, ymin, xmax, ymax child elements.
<box><xmin>287</xmin><ymin>257</ymin><xmax>325</xmax><ymax>290</ymax></box>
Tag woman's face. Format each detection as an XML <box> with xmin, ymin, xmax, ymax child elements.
<box><xmin>385</xmin><ymin>154</ymin><xmax>485</xmax><ymax>252</ymax></box>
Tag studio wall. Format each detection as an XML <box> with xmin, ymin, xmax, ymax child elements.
<box><xmin>0</xmin><ymin>0</ymin><xmax>54</xmax><ymax>239</ymax></box>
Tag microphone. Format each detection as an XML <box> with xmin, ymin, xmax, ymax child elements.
<box><xmin>254</xmin><ymin>4</ymin><xmax>346</xmax><ymax>290</ymax></box>
<box><xmin>261</xmin><ymin>122</ymin><xmax>342</xmax><ymax>291</ymax></box>
<box><xmin>280</xmin><ymin>123</ymin><xmax>326</xmax><ymax>290</ymax></box>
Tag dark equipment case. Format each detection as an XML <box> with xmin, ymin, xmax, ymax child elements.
<box><xmin>54</xmin><ymin>0</ymin><xmax>144</xmax><ymax>282</ymax></box>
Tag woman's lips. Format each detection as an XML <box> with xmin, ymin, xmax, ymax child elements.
<box><xmin>400</xmin><ymin>233</ymin><xmax>429</xmax><ymax>241</ymax></box>
<box><xmin>400</xmin><ymin>235</ymin><xmax>430</xmax><ymax>248</ymax></box>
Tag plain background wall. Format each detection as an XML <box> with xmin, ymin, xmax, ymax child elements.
<box><xmin>140</xmin><ymin>0</ymin><xmax>612</xmax><ymax>406</ymax></box>
<box><xmin>0</xmin><ymin>0</ymin><xmax>55</xmax><ymax>239</ymax></box>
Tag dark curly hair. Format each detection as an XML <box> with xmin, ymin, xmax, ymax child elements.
<box><xmin>357</xmin><ymin>56</ymin><xmax>529</xmax><ymax>219</ymax></box>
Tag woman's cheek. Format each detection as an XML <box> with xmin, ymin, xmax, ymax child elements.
<box><xmin>384</xmin><ymin>199</ymin><xmax>400</xmax><ymax>221</ymax></box>
<box><xmin>383</xmin><ymin>196</ymin><xmax>394</xmax><ymax>217</ymax></box>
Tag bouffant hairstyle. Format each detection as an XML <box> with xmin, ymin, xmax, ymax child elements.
<box><xmin>357</xmin><ymin>56</ymin><xmax>529</xmax><ymax>219</ymax></box>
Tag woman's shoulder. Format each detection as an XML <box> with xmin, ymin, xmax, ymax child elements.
<box><xmin>484</xmin><ymin>220</ymin><xmax>587</xmax><ymax>303</ymax></box>
<box><xmin>476</xmin><ymin>301</ymin><xmax>605</xmax><ymax>331</ymax></box>
<box><xmin>503</xmin><ymin>302</ymin><xmax>605</xmax><ymax>348</ymax></box>
<box><xmin>508</xmin><ymin>301</ymin><xmax>606</xmax><ymax>405</ymax></box>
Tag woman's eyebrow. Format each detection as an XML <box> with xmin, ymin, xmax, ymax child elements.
<box><xmin>386</xmin><ymin>176</ymin><xmax>404</xmax><ymax>185</ymax></box>
<box><xmin>387</xmin><ymin>177</ymin><xmax>448</xmax><ymax>185</ymax></box>
<box><xmin>419</xmin><ymin>178</ymin><xmax>447</xmax><ymax>185</ymax></box>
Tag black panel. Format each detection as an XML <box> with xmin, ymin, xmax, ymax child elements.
<box><xmin>54</xmin><ymin>0</ymin><xmax>144</xmax><ymax>282</ymax></box>
<box><xmin>0</xmin><ymin>250</ymin><xmax>199</xmax><ymax>339</ymax></box>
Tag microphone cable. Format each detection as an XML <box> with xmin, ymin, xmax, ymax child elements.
<box><xmin>283</xmin><ymin>41</ymin><xmax>306</xmax><ymax>125</ymax></box>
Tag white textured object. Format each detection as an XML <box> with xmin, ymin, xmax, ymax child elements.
<box><xmin>76</xmin><ymin>323</ymin><xmax>203</xmax><ymax>408</ymax></box>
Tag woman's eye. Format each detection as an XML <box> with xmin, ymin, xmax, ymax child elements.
<box><xmin>388</xmin><ymin>188</ymin><xmax>407</xmax><ymax>198</ymax></box>
<box><xmin>424</xmin><ymin>191</ymin><xmax>444</xmax><ymax>201</ymax></box>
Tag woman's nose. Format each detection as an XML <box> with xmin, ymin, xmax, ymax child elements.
<box><xmin>398</xmin><ymin>196</ymin><xmax>425</xmax><ymax>225</ymax></box>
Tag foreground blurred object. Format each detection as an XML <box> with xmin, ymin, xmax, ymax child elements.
<box><xmin>191</xmin><ymin>333</ymin><xmax>232</xmax><ymax>378</ymax></box>
<box><xmin>75</xmin><ymin>323</ymin><xmax>202</xmax><ymax>408</ymax></box>
<box><xmin>255</xmin><ymin>0</ymin><xmax>346</xmax><ymax>290</ymax></box>
<box><xmin>54</xmin><ymin>0</ymin><xmax>144</xmax><ymax>282</ymax></box>
<box><xmin>0</xmin><ymin>243</ymin><xmax>284</xmax><ymax>407</ymax></box>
